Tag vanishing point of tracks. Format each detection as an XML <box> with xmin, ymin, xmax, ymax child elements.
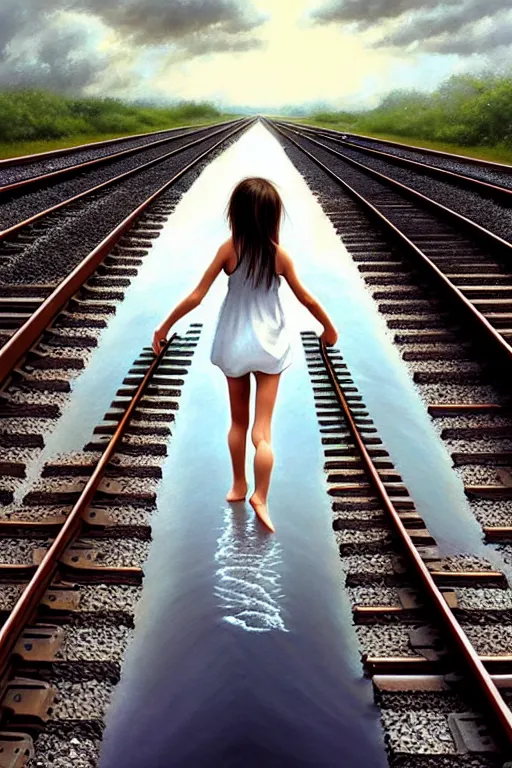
<box><xmin>2</xmin><ymin>115</ymin><xmax>512</xmax><ymax>764</ymax></box>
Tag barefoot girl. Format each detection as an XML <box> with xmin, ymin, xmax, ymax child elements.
<box><xmin>152</xmin><ymin>177</ymin><xmax>338</xmax><ymax>532</ymax></box>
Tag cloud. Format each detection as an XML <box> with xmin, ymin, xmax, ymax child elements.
<box><xmin>0</xmin><ymin>0</ymin><xmax>266</xmax><ymax>95</ymax></box>
<box><xmin>0</xmin><ymin>9</ymin><xmax>113</xmax><ymax>92</ymax></box>
<box><xmin>182</xmin><ymin>32</ymin><xmax>263</xmax><ymax>56</ymax></box>
<box><xmin>309</xmin><ymin>0</ymin><xmax>455</xmax><ymax>28</ymax></box>
<box><xmin>420</xmin><ymin>20</ymin><xmax>512</xmax><ymax>55</ymax></box>
<box><xmin>309</xmin><ymin>0</ymin><xmax>512</xmax><ymax>55</ymax></box>
<box><xmin>0</xmin><ymin>0</ymin><xmax>55</xmax><ymax>54</ymax></box>
<box><xmin>377</xmin><ymin>0</ymin><xmax>512</xmax><ymax>53</ymax></box>
<box><xmin>74</xmin><ymin>0</ymin><xmax>266</xmax><ymax>46</ymax></box>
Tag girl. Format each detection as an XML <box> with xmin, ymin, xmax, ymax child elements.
<box><xmin>152</xmin><ymin>177</ymin><xmax>338</xmax><ymax>533</ymax></box>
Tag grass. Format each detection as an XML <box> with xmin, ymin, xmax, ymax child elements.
<box><xmin>280</xmin><ymin>73</ymin><xmax>512</xmax><ymax>166</ymax></box>
<box><xmin>285</xmin><ymin>116</ymin><xmax>512</xmax><ymax>165</ymax></box>
<box><xmin>0</xmin><ymin>89</ymin><xmax>237</xmax><ymax>160</ymax></box>
<box><xmin>0</xmin><ymin>116</ymin><xmax>236</xmax><ymax>161</ymax></box>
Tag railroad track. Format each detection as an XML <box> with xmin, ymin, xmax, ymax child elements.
<box><xmin>0</xmin><ymin>326</ymin><xmax>200</xmax><ymax>766</ymax></box>
<box><xmin>269</xmin><ymin>116</ymin><xmax>512</xmax><ymax>536</ymax></box>
<box><xmin>305</xmin><ymin>336</ymin><xmax>512</xmax><ymax>764</ymax></box>
<box><xmin>263</xmin><ymin>119</ymin><xmax>512</xmax><ymax>759</ymax></box>
<box><xmin>0</xmin><ymin>117</ymin><xmax>252</xmax><ymax>345</ymax></box>
<box><xmin>0</xmin><ymin>117</ymin><xmax>253</xmax><ymax>374</ymax></box>
<box><xmin>0</xmin><ymin>118</ymin><xmax>242</xmax><ymax>205</ymax></box>
<box><xmin>0</xmin><ymin>115</ymin><xmax>231</xmax><ymax>767</ymax></box>
<box><xmin>266</xmin><ymin>119</ymin><xmax>512</xmax><ymax>370</ymax></box>
<box><xmin>2</xmin><ymin>113</ymin><xmax>512</xmax><ymax>764</ymax></box>
<box><xmin>0</xmin><ymin>119</ymin><xmax>252</xmax><ymax>689</ymax></box>
<box><xmin>274</xmin><ymin>119</ymin><xmax>512</xmax><ymax>202</ymax></box>
<box><xmin>270</xmin><ymin>120</ymin><xmax>512</xmax><ymax>524</ymax></box>
<box><xmin>0</xmin><ymin>119</ymin><xmax>232</xmax><ymax>177</ymax></box>
<box><xmin>0</xmin><ymin>117</ymin><xmax>256</xmax><ymax>763</ymax></box>
<box><xmin>282</xmin><ymin>120</ymin><xmax>512</xmax><ymax>178</ymax></box>
<box><xmin>269</xmin><ymin>121</ymin><xmax>511</xmax><ymax>262</ymax></box>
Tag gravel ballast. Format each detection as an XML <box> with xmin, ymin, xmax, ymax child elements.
<box><xmin>0</xmin><ymin>123</ymin><xmax>250</xmax><ymax>286</ymax></box>
<box><xmin>0</xmin><ymin>123</ymin><xmax>242</xmax><ymax>232</ymax></box>
<box><xmin>0</xmin><ymin>123</ymin><xmax>215</xmax><ymax>187</ymax></box>
<box><xmin>282</xmin><ymin>128</ymin><xmax>511</xmax><ymax>243</ymax></box>
<box><xmin>327</xmin><ymin>132</ymin><xmax>512</xmax><ymax>190</ymax></box>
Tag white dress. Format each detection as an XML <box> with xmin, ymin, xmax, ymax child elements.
<box><xmin>210</xmin><ymin>259</ymin><xmax>292</xmax><ymax>378</ymax></box>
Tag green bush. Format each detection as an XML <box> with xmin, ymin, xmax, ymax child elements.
<box><xmin>306</xmin><ymin>73</ymin><xmax>512</xmax><ymax>149</ymax></box>
<box><xmin>310</xmin><ymin>110</ymin><xmax>358</xmax><ymax>126</ymax></box>
<box><xmin>0</xmin><ymin>89</ymin><xmax>222</xmax><ymax>144</ymax></box>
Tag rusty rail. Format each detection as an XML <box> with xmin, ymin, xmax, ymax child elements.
<box><xmin>319</xmin><ymin>338</ymin><xmax>512</xmax><ymax>750</ymax></box>
<box><xmin>0</xmin><ymin>119</ymin><xmax>248</xmax><ymax>241</ymax></box>
<box><xmin>271</xmin><ymin>121</ymin><xmax>512</xmax><ymax>247</ymax></box>
<box><xmin>276</xmin><ymin>119</ymin><xmax>512</xmax><ymax>173</ymax></box>
<box><xmin>0</xmin><ymin>118</ymin><xmax>244</xmax><ymax>200</ymax></box>
<box><xmin>274</xmin><ymin>120</ymin><xmax>511</xmax><ymax>204</ymax></box>
<box><xmin>0</xmin><ymin>118</ymin><xmax>252</xmax><ymax>389</ymax></box>
<box><xmin>0</xmin><ymin>117</ymin><xmax>238</xmax><ymax>170</ymax></box>
<box><xmin>0</xmin><ymin>334</ymin><xmax>175</xmax><ymax>681</ymax></box>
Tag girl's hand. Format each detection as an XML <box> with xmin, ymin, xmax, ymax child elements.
<box><xmin>321</xmin><ymin>326</ymin><xmax>338</xmax><ymax>347</ymax></box>
<box><xmin>152</xmin><ymin>326</ymin><xmax>167</xmax><ymax>355</ymax></box>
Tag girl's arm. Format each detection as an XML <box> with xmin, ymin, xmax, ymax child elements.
<box><xmin>280</xmin><ymin>249</ymin><xmax>338</xmax><ymax>345</ymax></box>
<box><xmin>152</xmin><ymin>243</ymin><xmax>229</xmax><ymax>354</ymax></box>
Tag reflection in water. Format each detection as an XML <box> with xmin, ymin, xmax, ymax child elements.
<box><xmin>97</xmin><ymin>125</ymin><xmax>391</xmax><ymax>767</ymax></box>
<box><xmin>215</xmin><ymin>505</ymin><xmax>288</xmax><ymax>633</ymax></box>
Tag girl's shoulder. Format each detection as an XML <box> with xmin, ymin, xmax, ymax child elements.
<box><xmin>218</xmin><ymin>237</ymin><xmax>235</xmax><ymax>255</ymax></box>
<box><xmin>219</xmin><ymin>237</ymin><xmax>237</xmax><ymax>275</ymax></box>
<box><xmin>275</xmin><ymin>244</ymin><xmax>292</xmax><ymax>276</ymax></box>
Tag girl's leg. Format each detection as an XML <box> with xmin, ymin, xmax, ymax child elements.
<box><xmin>226</xmin><ymin>374</ymin><xmax>251</xmax><ymax>502</ymax></box>
<box><xmin>250</xmin><ymin>372</ymin><xmax>281</xmax><ymax>532</ymax></box>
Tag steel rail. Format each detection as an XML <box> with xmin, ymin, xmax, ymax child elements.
<box><xmin>0</xmin><ymin>334</ymin><xmax>175</xmax><ymax>683</ymax></box>
<box><xmin>319</xmin><ymin>338</ymin><xmax>512</xmax><ymax>750</ymax></box>
<box><xmin>0</xmin><ymin>117</ymin><xmax>238</xmax><ymax>170</ymax></box>
<box><xmin>0</xmin><ymin>118</ymin><xmax>244</xmax><ymax>200</ymax></box>
<box><xmin>277</xmin><ymin>118</ymin><xmax>512</xmax><ymax>173</ymax></box>
<box><xmin>266</xmin><ymin>120</ymin><xmax>512</xmax><ymax>369</ymax></box>
<box><xmin>0</xmin><ymin>118</ymin><xmax>249</xmax><ymax>242</ymax></box>
<box><xmin>273</xmin><ymin>120</ymin><xmax>511</xmax><ymax>204</ymax></box>
<box><xmin>0</xmin><ymin>118</ymin><xmax>252</xmax><ymax>388</ymax></box>
<box><xmin>269</xmin><ymin>121</ymin><xmax>512</xmax><ymax>256</ymax></box>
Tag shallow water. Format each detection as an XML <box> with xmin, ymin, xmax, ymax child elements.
<box><xmin>99</xmin><ymin>328</ymin><xmax>387</xmax><ymax>767</ymax></box>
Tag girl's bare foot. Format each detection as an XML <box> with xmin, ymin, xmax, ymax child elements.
<box><xmin>226</xmin><ymin>482</ymin><xmax>248</xmax><ymax>502</ymax></box>
<box><xmin>249</xmin><ymin>494</ymin><xmax>275</xmax><ymax>533</ymax></box>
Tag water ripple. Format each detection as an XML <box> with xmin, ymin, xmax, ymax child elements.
<box><xmin>214</xmin><ymin>505</ymin><xmax>288</xmax><ymax>633</ymax></box>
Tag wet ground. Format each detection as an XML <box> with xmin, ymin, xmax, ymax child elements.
<box><xmin>99</xmin><ymin>331</ymin><xmax>387</xmax><ymax>767</ymax></box>
<box><xmin>16</xmin><ymin>122</ymin><xmax>496</xmax><ymax>764</ymax></box>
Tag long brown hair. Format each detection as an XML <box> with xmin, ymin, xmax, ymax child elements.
<box><xmin>227</xmin><ymin>177</ymin><xmax>283</xmax><ymax>289</ymax></box>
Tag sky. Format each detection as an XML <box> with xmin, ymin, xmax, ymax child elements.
<box><xmin>0</xmin><ymin>0</ymin><xmax>511</xmax><ymax>110</ymax></box>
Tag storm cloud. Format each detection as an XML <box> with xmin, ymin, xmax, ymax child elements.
<box><xmin>419</xmin><ymin>20</ymin><xmax>512</xmax><ymax>55</ymax></box>
<box><xmin>74</xmin><ymin>0</ymin><xmax>266</xmax><ymax>46</ymax></box>
<box><xmin>0</xmin><ymin>0</ymin><xmax>266</xmax><ymax>93</ymax></box>
<box><xmin>310</xmin><ymin>0</ymin><xmax>512</xmax><ymax>55</ymax></box>
<box><xmin>0</xmin><ymin>4</ymin><xmax>111</xmax><ymax>92</ymax></box>
<box><xmin>310</xmin><ymin>0</ymin><xmax>457</xmax><ymax>27</ymax></box>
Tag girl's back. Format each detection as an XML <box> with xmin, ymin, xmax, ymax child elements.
<box><xmin>210</xmin><ymin>244</ymin><xmax>292</xmax><ymax>379</ymax></box>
